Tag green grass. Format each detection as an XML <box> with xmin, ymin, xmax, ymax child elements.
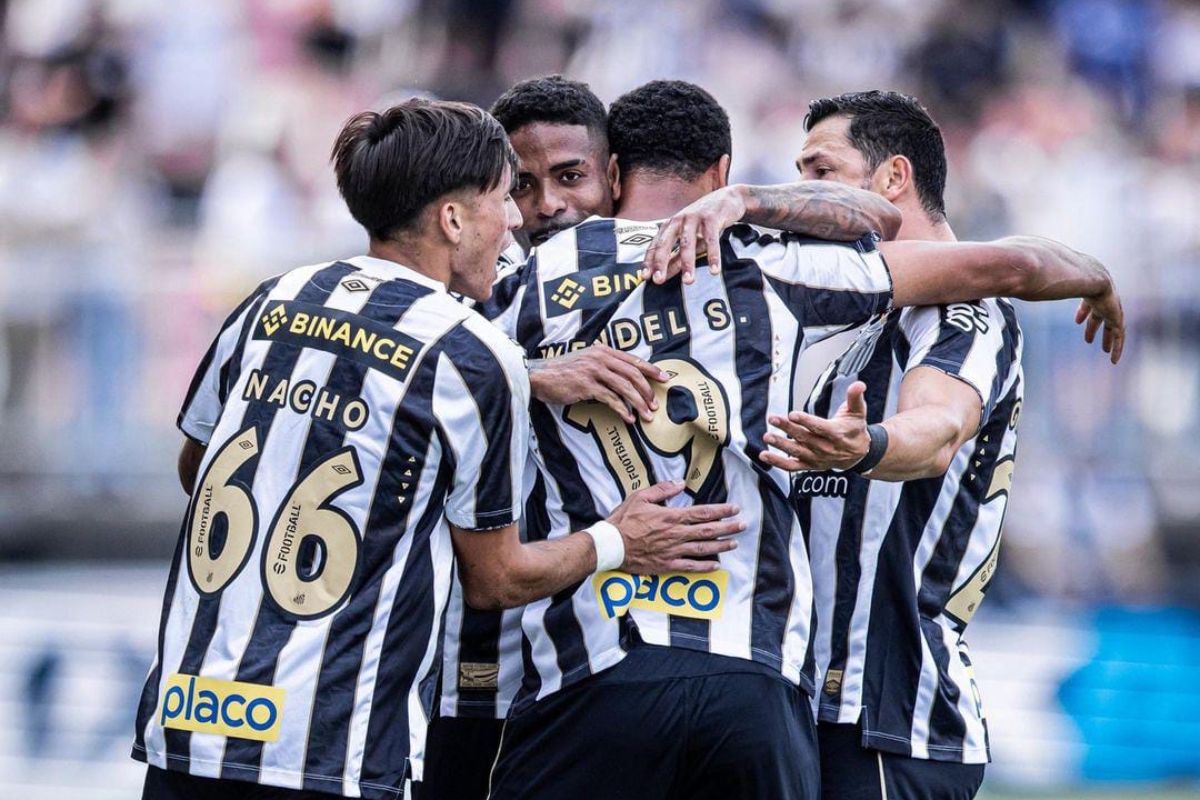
<box><xmin>980</xmin><ymin>791</ymin><xmax>1199</xmax><ymax>800</ymax></box>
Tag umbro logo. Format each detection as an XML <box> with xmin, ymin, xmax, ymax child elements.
<box><xmin>341</xmin><ymin>278</ymin><xmax>371</xmax><ymax>293</ymax></box>
<box><xmin>261</xmin><ymin>304</ymin><xmax>289</xmax><ymax>336</ymax></box>
<box><xmin>620</xmin><ymin>233</ymin><xmax>654</xmax><ymax>246</ymax></box>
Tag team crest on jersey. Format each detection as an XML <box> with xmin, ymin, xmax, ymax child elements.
<box><xmin>159</xmin><ymin>673</ymin><xmax>285</xmax><ymax>742</ymax></box>
<box><xmin>254</xmin><ymin>301</ymin><xmax>424</xmax><ymax>383</ymax></box>
<box><xmin>944</xmin><ymin>302</ymin><xmax>989</xmax><ymax>334</ymax></box>
<box><xmin>837</xmin><ymin>313</ymin><xmax>888</xmax><ymax>377</ymax></box>
<box><xmin>593</xmin><ymin>569</ymin><xmax>729</xmax><ymax>620</ymax></box>
<box><xmin>543</xmin><ymin>262</ymin><xmax>644</xmax><ymax>317</ymax></box>
<box><xmin>459</xmin><ymin>662</ymin><xmax>500</xmax><ymax>691</ymax></box>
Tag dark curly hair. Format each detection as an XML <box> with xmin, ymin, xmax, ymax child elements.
<box><xmin>490</xmin><ymin>74</ymin><xmax>608</xmax><ymax>142</ymax></box>
<box><xmin>331</xmin><ymin>99</ymin><xmax>517</xmax><ymax>240</ymax></box>
<box><xmin>607</xmin><ymin>80</ymin><xmax>731</xmax><ymax>181</ymax></box>
<box><xmin>805</xmin><ymin>90</ymin><xmax>947</xmax><ymax>221</ymax></box>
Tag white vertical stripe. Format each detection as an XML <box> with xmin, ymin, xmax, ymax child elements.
<box><xmin>342</xmin><ymin>435</ymin><xmax>440</xmax><ymax>791</ymax></box>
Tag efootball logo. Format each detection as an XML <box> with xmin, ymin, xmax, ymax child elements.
<box><xmin>550</xmin><ymin>277</ymin><xmax>585</xmax><ymax>310</ymax></box>
<box><xmin>261</xmin><ymin>304</ymin><xmax>289</xmax><ymax>336</ymax></box>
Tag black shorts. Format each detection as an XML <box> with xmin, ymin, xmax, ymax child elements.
<box><xmin>488</xmin><ymin>642</ymin><xmax>819</xmax><ymax>800</ymax></box>
<box><xmin>142</xmin><ymin>766</ymin><xmax>419</xmax><ymax>800</ymax></box>
<box><xmin>422</xmin><ymin>715</ymin><xmax>505</xmax><ymax>800</ymax></box>
<box><xmin>818</xmin><ymin>723</ymin><xmax>985</xmax><ymax>800</ymax></box>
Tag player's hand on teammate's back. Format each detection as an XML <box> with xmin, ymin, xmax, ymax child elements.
<box><xmin>529</xmin><ymin>345</ymin><xmax>669</xmax><ymax>423</ymax></box>
<box><xmin>1076</xmin><ymin>285</ymin><xmax>1125</xmax><ymax>364</ymax></box>
<box><xmin>643</xmin><ymin>186</ymin><xmax>746</xmax><ymax>284</ymax></box>
<box><xmin>607</xmin><ymin>480</ymin><xmax>745</xmax><ymax>573</ymax></box>
<box><xmin>760</xmin><ymin>381</ymin><xmax>871</xmax><ymax>472</ymax></box>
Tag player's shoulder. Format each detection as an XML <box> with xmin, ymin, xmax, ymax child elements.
<box><xmin>722</xmin><ymin>224</ymin><xmax>879</xmax><ymax>256</ymax></box>
<box><xmin>443</xmin><ymin>306</ymin><xmax>527</xmax><ymax>373</ymax></box>
<box><xmin>900</xmin><ymin>297</ymin><xmax>1020</xmax><ymax>340</ymax></box>
<box><xmin>532</xmin><ymin>216</ymin><xmax>655</xmax><ymax>274</ymax></box>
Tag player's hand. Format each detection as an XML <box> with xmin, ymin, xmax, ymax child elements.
<box><xmin>529</xmin><ymin>345</ymin><xmax>668</xmax><ymax>424</ymax></box>
<box><xmin>1075</xmin><ymin>285</ymin><xmax>1125</xmax><ymax>365</ymax></box>
<box><xmin>607</xmin><ymin>480</ymin><xmax>745</xmax><ymax>574</ymax></box>
<box><xmin>642</xmin><ymin>186</ymin><xmax>747</xmax><ymax>285</ymax></box>
<box><xmin>760</xmin><ymin>381</ymin><xmax>872</xmax><ymax>472</ymax></box>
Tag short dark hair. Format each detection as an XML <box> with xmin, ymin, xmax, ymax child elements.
<box><xmin>331</xmin><ymin>99</ymin><xmax>517</xmax><ymax>240</ymax></box>
<box><xmin>490</xmin><ymin>75</ymin><xmax>607</xmax><ymax>142</ymax></box>
<box><xmin>607</xmin><ymin>80</ymin><xmax>731</xmax><ymax>181</ymax></box>
<box><xmin>805</xmin><ymin>90</ymin><xmax>947</xmax><ymax>220</ymax></box>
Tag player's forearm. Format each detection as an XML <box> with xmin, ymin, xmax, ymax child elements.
<box><xmin>462</xmin><ymin>533</ymin><xmax>598</xmax><ymax>610</ymax></box>
<box><xmin>869</xmin><ymin>408</ymin><xmax>969</xmax><ymax>481</ymax></box>
<box><xmin>994</xmin><ymin>236</ymin><xmax>1113</xmax><ymax>302</ymax></box>
<box><xmin>736</xmin><ymin>183</ymin><xmax>902</xmax><ymax>241</ymax></box>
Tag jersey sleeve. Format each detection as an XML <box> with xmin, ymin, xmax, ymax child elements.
<box><xmin>472</xmin><ymin>258</ymin><xmax>529</xmax><ymax>339</ymax></box>
<box><xmin>177</xmin><ymin>281</ymin><xmax>275</xmax><ymax>445</ymax></box>
<box><xmin>433</xmin><ymin>324</ymin><xmax>530</xmax><ymax>531</ymax></box>
<box><xmin>900</xmin><ymin>300</ymin><xmax>1018</xmax><ymax>424</ymax></box>
<box><xmin>730</xmin><ymin>229</ymin><xmax>893</xmax><ymax>342</ymax></box>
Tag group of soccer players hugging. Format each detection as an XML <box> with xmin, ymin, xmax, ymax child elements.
<box><xmin>131</xmin><ymin>74</ymin><xmax>1124</xmax><ymax>800</ymax></box>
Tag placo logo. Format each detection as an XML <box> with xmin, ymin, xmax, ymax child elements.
<box><xmin>159</xmin><ymin>674</ymin><xmax>285</xmax><ymax>742</ymax></box>
<box><xmin>594</xmin><ymin>570</ymin><xmax>729</xmax><ymax>620</ymax></box>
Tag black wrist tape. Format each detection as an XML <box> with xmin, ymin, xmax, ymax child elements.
<box><xmin>849</xmin><ymin>424</ymin><xmax>889</xmax><ymax>475</ymax></box>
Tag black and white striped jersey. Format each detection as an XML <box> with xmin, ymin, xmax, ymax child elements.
<box><xmin>132</xmin><ymin>256</ymin><xmax>529</xmax><ymax>798</ymax></box>
<box><xmin>437</xmin><ymin>243</ymin><xmax>531</xmax><ymax>721</ymax></box>
<box><xmin>493</xmin><ymin>217</ymin><xmax>894</xmax><ymax>711</ymax></box>
<box><xmin>795</xmin><ymin>299</ymin><xmax>1023</xmax><ymax>764</ymax></box>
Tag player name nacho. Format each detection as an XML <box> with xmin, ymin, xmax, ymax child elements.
<box><xmin>159</xmin><ymin>673</ymin><xmax>285</xmax><ymax>742</ymax></box>
<box><xmin>594</xmin><ymin>569</ymin><xmax>729</xmax><ymax>620</ymax></box>
<box><xmin>255</xmin><ymin>301</ymin><xmax>424</xmax><ymax>383</ymax></box>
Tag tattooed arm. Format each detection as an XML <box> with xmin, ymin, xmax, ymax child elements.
<box><xmin>643</xmin><ymin>181</ymin><xmax>900</xmax><ymax>283</ymax></box>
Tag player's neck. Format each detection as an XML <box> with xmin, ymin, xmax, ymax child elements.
<box><xmin>897</xmin><ymin>207</ymin><xmax>956</xmax><ymax>243</ymax></box>
<box><xmin>615</xmin><ymin>175</ymin><xmax>711</xmax><ymax>221</ymax></box>
<box><xmin>367</xmin><ymin>237</ymin><xmax>450</xmax><ymax>287</ymax></box>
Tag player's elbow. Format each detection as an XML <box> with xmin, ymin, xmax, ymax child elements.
<box><xmin>872</xmin><ymin>197</ymin><xmax>902</xmax><ymax>241</ymax></box>
<box><xmin>460</xmin><ymin>574</ymin><xmax>509</xmax><ymax>611</ymax></box>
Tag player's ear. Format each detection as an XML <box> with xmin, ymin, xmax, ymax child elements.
<box><xmin>876</xmin><ymin>155</ymin><xmax>911</xmax><ymax>204</ymax></box>
<box><xmin>707</xmin><ymin>154</ymin><xmax>731</xmax><ymax>191</ymax></box>
<box><xmin>607</xmin><ymin>152</ymin><xmax>621</xmax><ymax>203</ymax></box>
<box><xmin>438</xmin><ymin>199</ymin><xmax>465</xmax><ymax>245</ymax></box>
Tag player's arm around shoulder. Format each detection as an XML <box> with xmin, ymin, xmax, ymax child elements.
<box><xmin>762</xmin><ymin>302</ymin><xmax>1010</xmax><ymax>481</ymax></box>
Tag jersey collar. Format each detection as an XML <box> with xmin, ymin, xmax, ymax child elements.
<box><xmin>345</xmin><ymin>255</ymin><xmax>448</xmax><ymax>292</ymax></box>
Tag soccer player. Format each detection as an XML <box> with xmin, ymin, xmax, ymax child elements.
<box><xmin>486</xmin><ymin>80</ymin><xmax>1122</xmax><ymax>800</ymax></box>
<box><xmin>131</xmin><ymin>99</ymin><xmax>746</xmax><ymax>800</ymax></box>
<box><xmin>760</xmin><ymin>91</ymin><xmax>1048</xmax><ymax>800</ymax></box>
<box><xmin>426</xmin><ymin>74</ymin><xmax>907</xmax><ymax>800</ymax></box>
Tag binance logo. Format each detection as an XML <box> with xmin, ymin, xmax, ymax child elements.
<box><xmin>550</xmin><ymin>277</ymin><xmax>585</xmax><ymax>310</ymax></box>
<box><xmin>620</xmin><ymin>233</ymin><xmax>654</xmax><ymax>246</ymax></box>
<box><xmin>342</xmin><ymin>278</ymin><xmax>370</xmax><ymax>293</ymax></box>
<box><xmin>262</xmin><ymin>304</ymin><xmax>289</xmax><ymax>336</ymax></box>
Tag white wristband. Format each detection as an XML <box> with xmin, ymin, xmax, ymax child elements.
<box><xmin>586</xmin><ymin>520</ymin><xmax>625</xmax><ymax>572</ymax></box>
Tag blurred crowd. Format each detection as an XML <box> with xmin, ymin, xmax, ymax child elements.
<box><xmin>1</xmin><ymin>0</ymin><xmax>1198</xmax><ymax>606</ymax></box>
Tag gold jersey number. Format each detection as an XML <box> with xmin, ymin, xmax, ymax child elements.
<box><xmin>186</xmin><ymin>427</ymin><xmax>364</xmax><ymax>620</ymax></box>
<box><xmin>566</xmin><ymin>357</ymin><xmax>730</xmax><ymax>497</ymax></box>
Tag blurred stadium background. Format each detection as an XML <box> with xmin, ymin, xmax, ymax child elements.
<box><xmin>0</xmin><ymin>0</ymin><xmax>1198</xmax><ymax>797</ymax></box>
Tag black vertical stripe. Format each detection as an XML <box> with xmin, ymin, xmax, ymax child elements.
<box><xmin>301</xmin><ymin>346</ymin><xmax>441</xmax><ymax>787</ymax></box>
<box><xmin>719</xmin><ymin>238</ymin><xmax>797</xmax><ymax>670</ymax></box>
<box><xmin>809</xmin><ymin>314</ymin><xmax>899</xmax><ymax>707</ymax></box>
<box><xmin>357</xmin><ymin>458</ymin><xmax>455</xmax><ymax>793</ymax></box>
<box><xmin>132</xmin><ymin>519</ymin><xmax>189</xmax><ymax>754</ymax></box>
<box><xmin>223</xmin><ymin>276</ymin><xmax>428</xmax><ymax>780</ymax></box>
<box><xmin>168</xmin><ymin>262</ymin><xmax>356</xmax><ymax>763</ymax></box>
<box><xmin>220</xmin><ymin>277</ymin><xmax>286</xmax><ymax>406</ymax></box>
<box><xmin>922</xmin><ymin>617</ymin><xmax>968</xmax><ymax>754</ymax></box>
